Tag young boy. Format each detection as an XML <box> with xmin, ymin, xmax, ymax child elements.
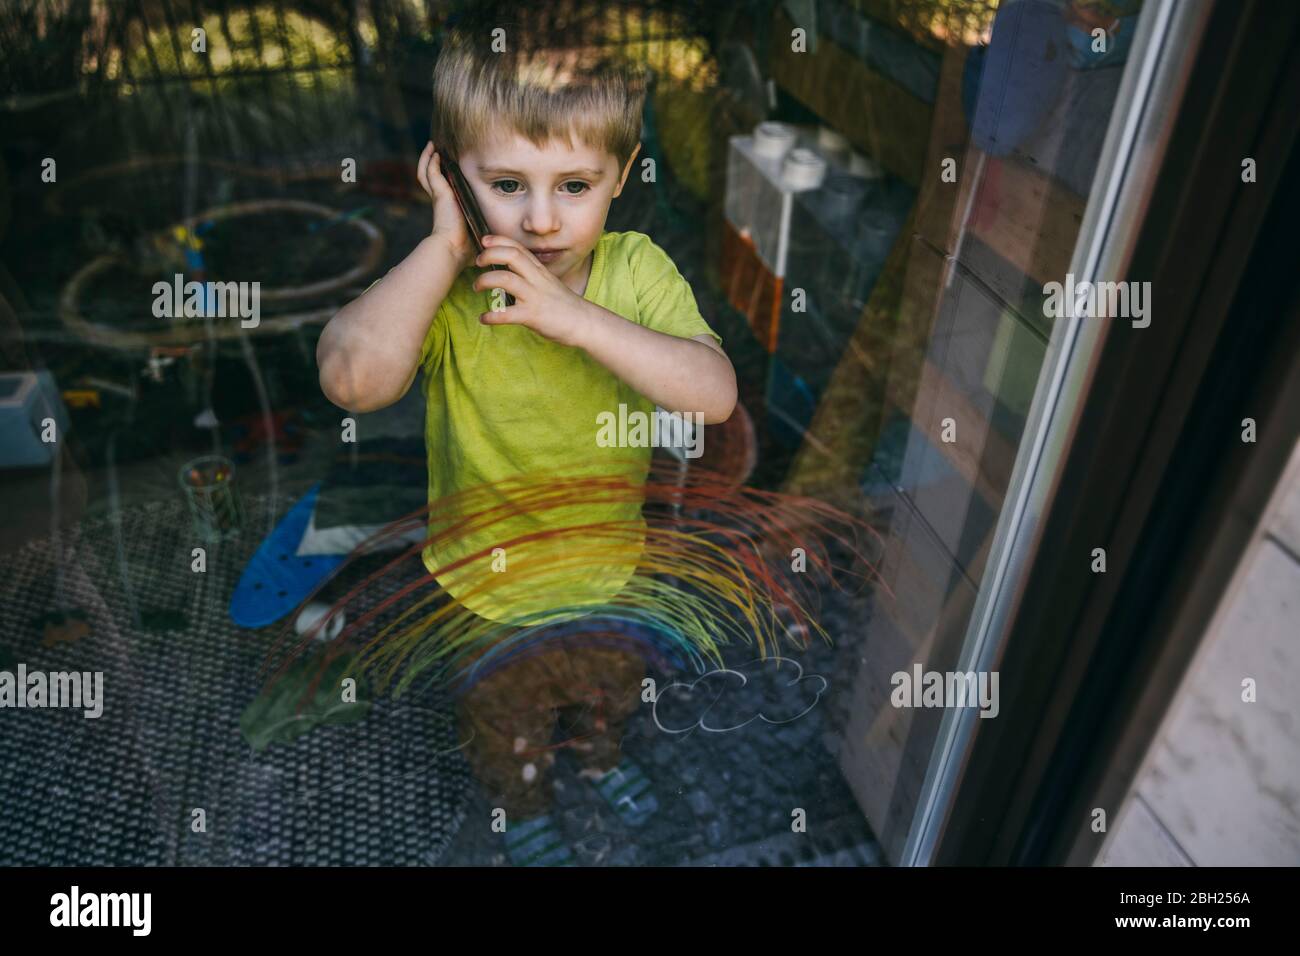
<box><xmin>316</xmin><ymin>34</ymin><xmax>736</xmax><ymax>864</ymax></box>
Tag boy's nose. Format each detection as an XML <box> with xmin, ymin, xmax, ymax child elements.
<box><xmin>522</xmin><ymin>197</ymin><xmax>561</xmax><ymax>235</ymax></box>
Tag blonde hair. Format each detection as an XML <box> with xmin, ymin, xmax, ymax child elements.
<box><xmin>431</xmin><ymin>30</ymin><xmax>648</xmax><ymax>167</ymax></box>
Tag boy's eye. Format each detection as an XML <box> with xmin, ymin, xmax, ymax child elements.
<box><xmin>488</xmin><ymin>179</ymin><xmax>590</xmax><ymax>195</ymax></box>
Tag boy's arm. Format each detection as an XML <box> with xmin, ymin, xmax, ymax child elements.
<box><xmin>317</xmin><ymin>236</ymin><xmax>460</xmax><ymax>413</ymax></box>
<box><xmin>469</xmin><ymin>235</ymin><xmax>735</xmax><ymax>422</ymax></box>
<box><xmin>318</xmin><ymin>142</ymin><xmax>473</xmax><ymax>414</ymax></box>
<box><xmin>573</xmin><ymin>305</ymin><xmax>738</xmax><ymax>424</ymax></box>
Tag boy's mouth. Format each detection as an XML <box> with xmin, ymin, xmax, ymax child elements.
<box><xmin>530</xmin><ymin>248</ymin><xmax>565</xmax><ymax>263</ymax></box>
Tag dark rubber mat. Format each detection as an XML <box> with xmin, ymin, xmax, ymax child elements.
<box><xmin>0</xmin><ymin>493</ymin><xmax>469</xmax><ymax>866</ymax></box>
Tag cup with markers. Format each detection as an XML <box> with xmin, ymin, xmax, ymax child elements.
<box><xmin>178</xmin><ymin>455</ymin><xmax>245</xmax><ymax>542</ymax></box>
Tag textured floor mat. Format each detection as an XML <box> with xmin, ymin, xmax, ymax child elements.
<box><xmin>0</xmin><ymin>493</ymin><xmax>469</xmax><ymax>866</ymax></box>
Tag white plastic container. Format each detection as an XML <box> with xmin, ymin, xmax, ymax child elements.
<box><xmin>0</xmin><ymin>371</ymin><xmax>69</xmax><ymax>468</ymax></box>
<box><xmin>781</xmin><ymin>147</ymin><xmax>829</xmax><ymax>190</ymax></box>
<box><xmin>724</xmin><ymin>125</ymin><xmax>827</xmax><ymax>277</ymax></box>
<box><xmin>848</xmin><ymin>150</ymin><xmax>884</xmax><ymax>179</ymax></box>
<box><xmin>816</xmin><ymin>125</ymin><xmax>852</xmax><ymax>164</ymax></box>
<box><xmin>752</xmin><ymin>121</ymin><xmax>798</xmax><ymax>160</ymax></box>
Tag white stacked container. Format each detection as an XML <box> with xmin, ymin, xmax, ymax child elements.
<box><xmin>723</xmin><ymin>122</ymin><xmax>828</xmax><ymax>279</ymax></box>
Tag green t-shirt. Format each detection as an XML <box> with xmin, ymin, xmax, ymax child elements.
<box><xmin>412</xmin><ymin>230</ymin><xmax>722</xmax><ymax>625</ymax></box>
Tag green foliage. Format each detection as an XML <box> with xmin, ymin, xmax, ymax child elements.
<box><xmin>0</xmin><ymin>0</ymin><xmax>97</xmax><ymax>97</ymax></box>
<box><xmin>240</xmin><ymin>646</ymin><xmax>371</xmax><ymax>752</ymax></box>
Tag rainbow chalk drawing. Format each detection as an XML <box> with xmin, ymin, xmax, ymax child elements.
<box><xmin>254</xmin><ymin>458</ymin><xmax>893</xmax><ymax>714</ymax></box>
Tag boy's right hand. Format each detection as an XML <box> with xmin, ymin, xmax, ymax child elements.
<box><xmin>419</xmin><ymin>141</ymin><xmax>474</xmax><ymax>272</ymax></box>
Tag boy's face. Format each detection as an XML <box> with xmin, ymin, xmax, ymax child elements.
<box><xmin>459</xmin><ymin>128</ymin><xmax>640</xmax><ymax>292</ymax></box>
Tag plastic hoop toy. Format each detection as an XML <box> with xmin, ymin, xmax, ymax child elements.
<box><xmin>43</xmin><ymin>154</ymin><xmax>341</xmax><ymax>218</ymax></box>
<box><xmin>59</xmin><ymin>198</ymin><xmax>385</xmax><ymax>348</ymax></box>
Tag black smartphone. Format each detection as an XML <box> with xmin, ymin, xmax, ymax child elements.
<box><xmin>437</xmin><ymin>147</ymin><xmax>515</xmax><ymax>307</ymax></box>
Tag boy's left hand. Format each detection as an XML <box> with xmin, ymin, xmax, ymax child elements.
<box><xmin>471</xmin><ymin>236</ymin><xmax>588</xmax><ymax>347</ymax></box>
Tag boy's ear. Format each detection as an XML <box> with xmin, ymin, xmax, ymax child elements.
<box><xmin>613</xmin><ymin>142</ymin><xmax>642</xmax><ymax>198</ymax></box>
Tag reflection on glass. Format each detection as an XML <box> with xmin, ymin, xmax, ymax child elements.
<box><xmin>0</xmin><ymin>0</ymin><xmax>1149</xmax><ymax>867</ymax></box>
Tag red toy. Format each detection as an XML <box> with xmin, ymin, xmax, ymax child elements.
<box><xmin>229</xmin><ymin>409</ymin><xmax>304</xmax><ymax>465</ymax></box>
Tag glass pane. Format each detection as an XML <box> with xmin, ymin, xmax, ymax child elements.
<box><xmin>0</xmin><ymin>0</ymin><xmax>1154</xmax><ymax>867</ymax></box>
<box><xmin>746</xmin><ymin>0</ymin><xmax>1152</xmax><ymax>861</ymax></box>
